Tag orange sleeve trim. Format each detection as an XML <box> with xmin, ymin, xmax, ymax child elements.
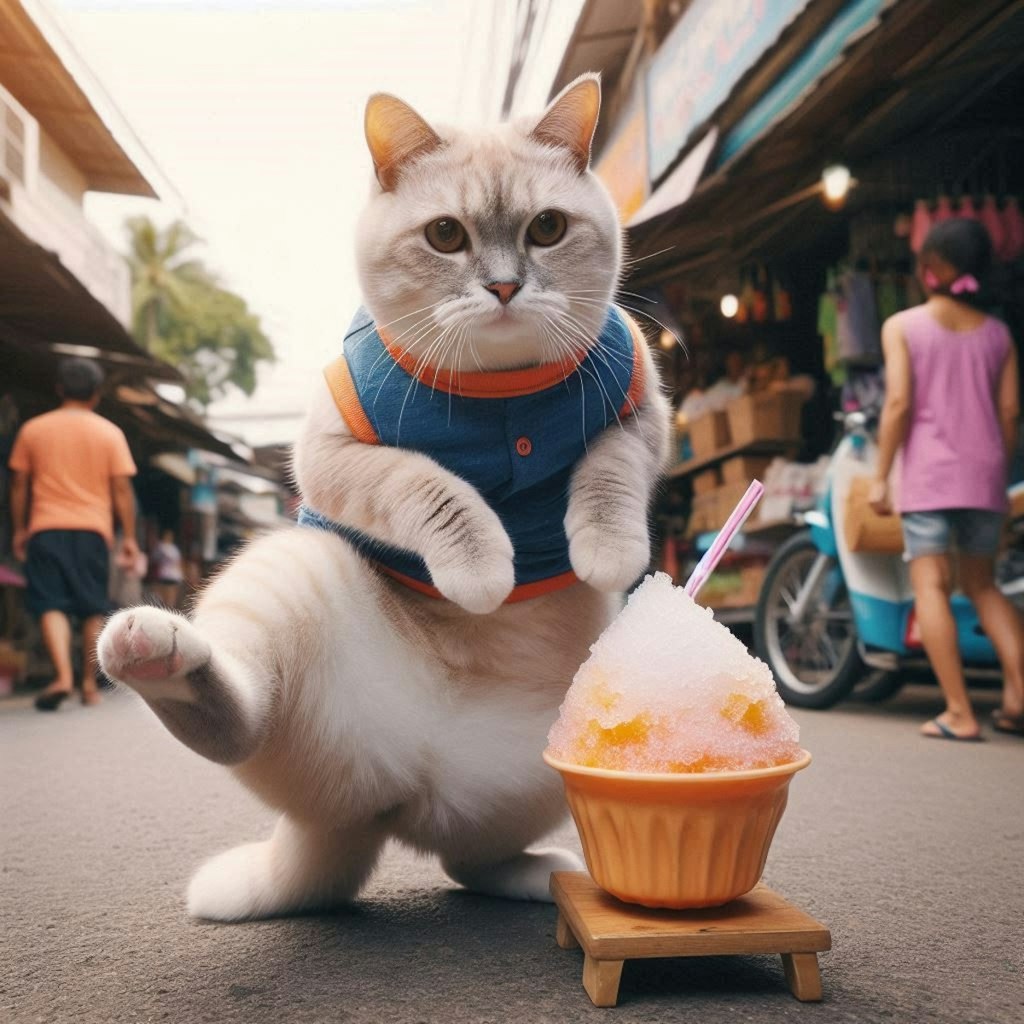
<box><xmin>377</xmin><ymin>565</ymin><xmax>579</xmax><ymax>603</ymax></box>
<box><xmin>324</xmin><ymin>356</ymin><xmax>379</xmax><ymax>445</ymax></box>
<box><xmin>619</xmin><ymin>312</ymin><xmax>647</xmax><ymax>419</ymax></box>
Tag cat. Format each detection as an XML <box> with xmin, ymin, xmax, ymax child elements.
<box><xmin>97</xmin><ymin>74</ymin><xmax>672</xmax><ymax>922</ymax></box>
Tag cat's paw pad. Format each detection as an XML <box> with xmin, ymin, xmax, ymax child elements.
<box><xmin>99</xmin><ymin>607</ymin><xmax>210</xmax><ymax>689</ymax></box>
<box><xmin>187</xmin><ymin>842</ymin><xmax>274</xmax><ymax>921</ymax></box>
<box><xmin>430</xmin><ymin>551</ymin><xmax>515</xmax><ymax>614</ymax></box>
<box><xmin>569</xmin><ymin>525</ymin><xmax>649</xmax><ymax>593</ymax></box>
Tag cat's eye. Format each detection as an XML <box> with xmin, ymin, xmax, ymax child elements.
<box><xmin>425</xmin><ymin>217</ymin><xmax>468</xmax><ymax>253</ymax></box>
<box><xmin>526</xmin><ymin>210</ymin><xmax>567</xmax><ymax>247</ymax></box>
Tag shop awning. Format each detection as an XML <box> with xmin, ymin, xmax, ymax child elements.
<box><xmin>0</xmin><ymin>0</ymin><xmax>168</xmax><ymax>197</ymax></box>
<box><xmin>624</xmin><ymin>0</ymin><xmax>1024</xmax><ymax>287</ymax></box>
<box><xmin>0</xmin><ymin>210</ymin><xmax>180</xmax><ymax>383</ymax></box>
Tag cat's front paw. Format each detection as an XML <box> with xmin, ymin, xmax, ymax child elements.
<box><xmin>426</xmin><ymin>506</ymin><xmax>515</xmax><ymax>613</ymax></box>
<box><xmin>429</xmin><ymin>549</ymin><xmax>515</xmax><ymax>614</ymax></box>
<box><xmin>98</xmin><ymin>607</ymin><xmax>210</xmax><ymax>691</ymax></box>
<box><xmin>568</xmin><ymin>524</ymin><xmax>650</xmax><ymax>593</ymax></box>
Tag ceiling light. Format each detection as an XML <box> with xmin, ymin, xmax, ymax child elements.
<box><xmin>822</xmin><ymin>164</ymin><xmax>852</xmax><ymax>206</ymax></box>
<box><xmin>720</xmin><ymin>294</ymin><xmax>739</xmax><ymax>318</ymax></box>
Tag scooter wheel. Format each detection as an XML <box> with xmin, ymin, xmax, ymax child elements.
<box><xmin>754</xmin><ymin>531</ymin><xmax>864</xmax><ymax>709</ymax></box>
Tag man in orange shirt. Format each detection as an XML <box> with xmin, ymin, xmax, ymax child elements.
<box><xmin>9</xmin><ymin>359</ymin><xmax>139</xmax><ymax>710</ymax></box>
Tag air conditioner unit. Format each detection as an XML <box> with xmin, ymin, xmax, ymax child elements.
<box><xmin>0</xmin><ymin>84</ymin><xmax>39</xmax><ymax>196</ymax></box>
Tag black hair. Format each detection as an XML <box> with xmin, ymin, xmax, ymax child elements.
<box><xmin>919</xmin><ymin>217</ymin><xmax>993</xmax><ymax>296</ymax></box>
<box><xmin>57</xmin><ymin>358</ymin><xmax>104</xmax><ymax>401</ymax></box>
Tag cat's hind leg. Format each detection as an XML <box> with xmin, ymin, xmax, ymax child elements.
<box><xmin>98</xmin><ymin>605</ymin><xmax>269</xmax><ymax>765</ymax></box>
<box><xmin>188</xmin><ymin>816</ymin><xmax>386</xmax><ymax>921</ymax></box>
<box><xmin>443</xmin><ymin>847</ymin><xmax>584</xmax><ymax>903</ymax></box>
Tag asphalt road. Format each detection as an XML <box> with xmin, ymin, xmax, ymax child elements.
<box><xmin>2</xmin><ymin>683</ymin><xmax>1022</xmax><ymax>1024</ymax></box>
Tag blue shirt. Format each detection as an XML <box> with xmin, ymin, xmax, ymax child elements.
<box><xmin>300</xmin><ymin>304</ymin><xmax>645</xmax><ymax>601</ymax></box>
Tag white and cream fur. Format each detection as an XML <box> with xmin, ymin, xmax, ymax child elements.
<box><xmin>98</xmin><ymin>75</ymin><xmax>672</xmax><ymax>921</ymax></box>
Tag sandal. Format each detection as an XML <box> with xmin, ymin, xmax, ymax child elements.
<box><xmin>991</xmin><ymin>710</ymin><xmax>1024</xmax><ymax>736</ymax></box>
<box><xmin>921</xmin><ymin>718</ymin><xmax>983</xmax><ymax>742</ymax></box>
<box><xmin>34</xmin><ymin>688</ymin><xmax>71</xmax><ymax>712</ymax></box>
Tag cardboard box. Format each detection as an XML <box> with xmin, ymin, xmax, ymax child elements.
<box><xmin>726</xmin><ymin>390</ymin><xmax>803</xmax><ymax>447</ymax></box>
<box><xmin>844</xmin><ymin>477</ymin><xmax>904</xmax><ymax>554</ymax></box>
<box><xmin>687</xmin><ymin>492</ymin><xmax>719</xmax><ymax>536</ymax></box>
<box><xmin>693</xmin><ymin>468</ymin><xmax>721</xmax><ymax>496</ymax></box>
<box><xmin>689</xmin><ymin>410</ymin><xmax>731</xmax><ymax>461</ymax></box>
<box><xmin>698</xmin><ymin>564</ymin><xmax>767</xmax><ymax>609</ymax></box>
<box><xmin>721</xmin><ymin>455</ymin><xmax>775</xmax><ymax>485</ymax></box>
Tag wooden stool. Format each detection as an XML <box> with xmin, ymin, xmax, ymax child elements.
<box><xmin>551</xmin><ymin>871</ymin><xmax>831</xmax><ymax>1008</ymax></box>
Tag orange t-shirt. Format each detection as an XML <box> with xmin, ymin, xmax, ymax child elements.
<box><xmin>8</xmin><ymin>408</ymin><xmax>137</xmax><ymax>546</ymax></box>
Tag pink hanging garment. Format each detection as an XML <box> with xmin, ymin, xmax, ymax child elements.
<box><xmin>958</xmin><ymin>195</ymin><xmax>978</xmax><ymax>220</ymax></box>
<box><xmin>1002</xmin><ymin>197</ymin><xmax>1024</xmax><ymax>262</ymax></box>
<box><xmin>933</xmin><ymin>194</ymin><xmax>954</xmax><ymax>223</ymax></box>
<box><xmin>980</xmin><ymin>195</ymin><xmax>1006</xmax><ymax>260</ymax></box>
<box><xmin>910</xmin><ymin>199</ymin><xmax>931</xmax><ymax>253</ymax></box>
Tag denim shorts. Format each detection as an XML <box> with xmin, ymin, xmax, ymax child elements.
<box><xmin>901</xmin><ymin>510</ymin><xmax>1005</xmax><ymax>561</ymax></box>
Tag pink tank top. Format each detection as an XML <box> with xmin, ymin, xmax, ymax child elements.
<box><xmin>898</xmin><ymin>306</ymin><xmax>1011</xmax><ymax>514</ymax></box>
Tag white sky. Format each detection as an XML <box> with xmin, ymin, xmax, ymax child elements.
<box><xmin>51</xmin><ymin>0</ymin><xmax>582</xmax><ymax>446</ymax></box>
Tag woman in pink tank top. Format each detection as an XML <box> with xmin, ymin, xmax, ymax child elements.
<box><xmin>871</xmin><ymin>219</ymin><xmax>1024</xmax><ymax>741</ymax></box>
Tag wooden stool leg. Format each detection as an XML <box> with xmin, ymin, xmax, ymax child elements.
<box><xmin>555</xmin><ymin>912</ymin><xmax>579</xmax><ymax>950</ymax></box>
<box><xmin>582</xmin><ymin>954</ymin><xmax>624</xmax><ymax>1007</ymax></box>
<box><xmin>781</xmin><ymin>952</ymin><xmax>822</xmax><ymax>1001</ymax></box>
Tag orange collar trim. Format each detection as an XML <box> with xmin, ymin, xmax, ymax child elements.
<box><xmin>379</xmin><ymin>327</ymin><xmax>584</xmax><ymax>399</ymax></box>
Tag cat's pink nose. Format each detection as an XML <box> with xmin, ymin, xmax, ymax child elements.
<box><xmin>484</xmin><ymin>281</ymin><xmax>521</xmax><ymax>305</ymax></box>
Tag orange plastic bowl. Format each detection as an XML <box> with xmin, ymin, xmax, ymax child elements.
<box><xmin>543</xmin><ymin>749</ymin><xmax>811</xmax><ymax>909</ymax></box>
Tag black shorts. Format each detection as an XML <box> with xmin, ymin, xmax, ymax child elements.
<box><xmin>26</xmin><ymin>530</ymin><xmax>110</xmax><ymax>619</ymax></box>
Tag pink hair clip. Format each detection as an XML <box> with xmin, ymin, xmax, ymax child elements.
<box><xmin>950</xmin><ymin>274</ymin><xmax>980</xmax><ymax>295</ymax></box>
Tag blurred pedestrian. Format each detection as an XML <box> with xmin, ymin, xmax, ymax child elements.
<box><xmin>870</xmin><ymin>219</ymin><xmax>1024</xmax><ymax>741</ymax></box>
<box><xmin>8</xmin><ymin>358</ymin><xmax>139</xmax><ymax>710</ymax></box>
<box><xmin>150</xmin><ymin>529</ymin><xmax>183</xmax><ymax>609</ymax></box>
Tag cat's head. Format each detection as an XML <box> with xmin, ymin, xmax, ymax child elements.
<box><xmin>355</xmin><ymin>74</ymin><xmax>621</xmax><ymax>372</ymax></box>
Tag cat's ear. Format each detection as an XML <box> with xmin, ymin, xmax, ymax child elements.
<box><xmin>365</xmin><ymin>94</ymin><xmax>442</xmax><ymax>191</ymax></box>
<box><xmin>530</xmin><ymin>73</ymin><xmax>601</xmax><ymax>173</ymax></box>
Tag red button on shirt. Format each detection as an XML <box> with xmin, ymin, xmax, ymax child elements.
<box><xmin>515</xmin><ymin>436</ymin><xmax>532</xmax><ymax>457</ymax></box>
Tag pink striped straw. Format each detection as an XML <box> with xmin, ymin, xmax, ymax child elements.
<box><xmin>684</xmin><ymin>480</ymin><xmax>765</xmax><ymax>598</ymax></box>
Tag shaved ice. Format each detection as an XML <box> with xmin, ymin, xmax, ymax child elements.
<box><xmin>548</xmin><ymin>573</ymin><xmax>800</xmax><ymax>772</ymax></box>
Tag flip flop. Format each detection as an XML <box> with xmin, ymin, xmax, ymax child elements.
<box><xmin>991</xmin><ymin>710</ymin><xmax>1024</xmax><ymax>736</ymax></box>
<box><xmin>34</xmin><ymin>689</ymin><xmax>71</xmax><ymax>712</ymax></box>
<box><xmin>921</xmin><ymin>718</ymin><xmax>983</xmax><ymax>742</ymax></box>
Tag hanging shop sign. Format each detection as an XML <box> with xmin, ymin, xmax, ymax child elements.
<box><xmin>645</xmin><ymin>0</ymin><xmax>811</xmax><ymax>182</ymax></box>
<box><xmin>716</xmin><ymin>0</ymin><xmax>891</xmax><ymax>167</ymax></box>
<box><xmin>595</xmin><ymin>82</ymin><xmax>648</xmax><ymax>224</ymax></box>
<box><xmin>629</xmin><ymin>128</ymin><xmax>717</xmax><ymax>227</ymax></box>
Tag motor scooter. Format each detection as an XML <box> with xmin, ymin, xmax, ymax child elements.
<box><xmin>754</xmin><ymin>411</ymin><xmax>1024</xmax><ymax>708</ymax></box>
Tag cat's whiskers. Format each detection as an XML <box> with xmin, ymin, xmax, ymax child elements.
<box><xmin>548</xmin><ymin>312</ymin><xmax>625</xmax><ymax>433</ymax></box>
<box><xmin>349</xmin><ymin>300</ymin><xmax>446</xmax><ymax>353</ymax></box>
<box><xmin>620</xmin><ymin>245</ymin><xmax>676</xmax><ymax>267</ymax></box>
<box><xmin>364</xmin><ymin>312</ymin><xmax>441</xmax><ymax>380</ymax></box>
<box><xmin>554</xmin><ymin>309</ymin><xmax>651</xmax><ymax>446</ymax></box>
<box><xmin>539</xmin><ymin>319</ymin><xmax>589</xmax><ymax>449</ymax></box>
<box><xmin>566</xmin><ymin>288</ymin><xmax>655</xmax><ymax>305</ymax></box>
<box><xmin>396</xmin><ymin>322</ymin><xmax>460</xmax><ymax>443</ymax></box>
<box><xmin>371</xmin><ymin>319</ymin><xmax>442</xmax><ymax>413</ymax></box>
<box><xmin>568</xmin><ymin>295</ymin><xmax>688</xmax><ymax>356</ymax></box>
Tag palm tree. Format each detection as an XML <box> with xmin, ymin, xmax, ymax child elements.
<box><xmin>125</xmin><ymin>217</ymin><xmax>274</xmax><ymax>407</ymax></box>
